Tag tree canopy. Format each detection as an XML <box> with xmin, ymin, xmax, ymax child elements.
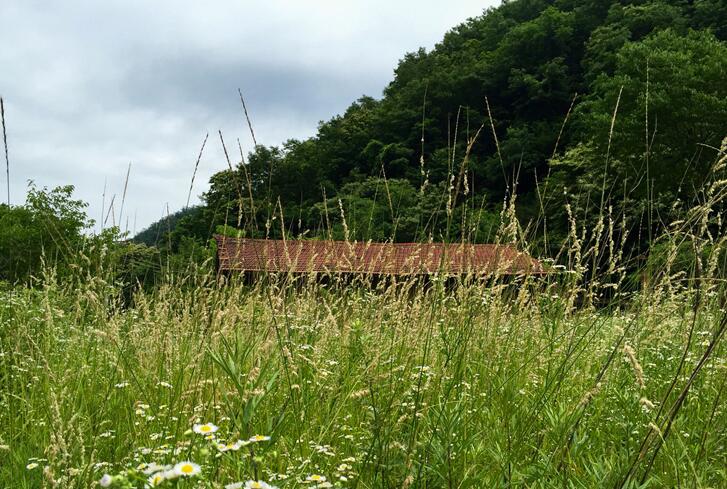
<box><xmin>138</xmin><ymin>0</ymin><xmax>727</xmax><ymax>263</ymax></box>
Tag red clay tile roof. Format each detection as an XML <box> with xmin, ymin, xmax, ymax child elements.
<box><xmin>214</xmin><ymin>236</ymin><xmax>544</xmax><ymax>275</ymax></box>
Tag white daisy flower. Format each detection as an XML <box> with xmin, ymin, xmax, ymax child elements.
<box><xmin>248</xmin><ymin>434</ymin><xmax>271</xmax><ymax>443</ymax></box>
<box><xmin>244</xmin><ymin>481</ymin><xmax>278</xmax><ymax>489</ymax></box>
<box><xmin>305</xmin><ymin>474</ymin><xmax>327</xmax><ymax>482</ymax></box>
<box><xmin>218</xmin><ymin>440</ymin><xmax>247</xmax><ymax>452</ymax></box>
<box><xmin>147</xmin><ymin>472</ymin><xmax>166</xmax><ymax>487</ymax></box>
<box><xmin>173</xmin><ymin>461</ymin><xmax>201</xmax><ymax>477</ymax></box>
<box><xmin>193</xmin><ymin>423</ymin><xmax>219</xmax><ymax>435</ymax></box>
<box><xmin>26</xmin><ymin>463</ymin><xmax>39</xmax><ymax>470</ymax></box>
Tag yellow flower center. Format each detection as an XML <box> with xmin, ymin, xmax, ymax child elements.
<box><xmin>311</xmin><ymin>475</ymin><xmax>322</xmax><ymax>481</ymax></box>
<box><xmin>200</xmin><ymin>425</ymin><xmax>211</xmax><ymax>432</ymax></box>
<box><xmin>251</xmin><ymin>483</ymin><xmax>262</xmax><ymax>489</ymax></box>
<box><xmin>181</xmin><ymin>464</ymin><xmax>194</xmax><ymax>474</ymax></box>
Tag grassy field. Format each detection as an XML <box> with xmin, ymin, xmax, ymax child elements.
<box><xmin>1</xmin><ymin>261</ymin><xmax>725</xmax><ymax>488</ymax></box>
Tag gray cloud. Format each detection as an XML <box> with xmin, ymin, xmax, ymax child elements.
<box><xmin>0</xmin><ymin>0</ymin><xmax>497</xmax><ymax>233</ymax></box>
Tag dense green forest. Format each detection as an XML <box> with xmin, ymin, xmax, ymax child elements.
<box><xmin>142</xmin><ymin>0</ymin><xmax>727</xmax><ymax>260</ymax></box>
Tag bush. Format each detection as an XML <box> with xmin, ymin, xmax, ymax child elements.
<box><xmin>0</xmin><ymin>185</ymin><xmax>92</xmax><ymax>283</ymax></box>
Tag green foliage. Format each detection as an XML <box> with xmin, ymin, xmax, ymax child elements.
<box><xmin>643</xmin><ymin>238</ymin><xmax>727</xmax><ymax>285</ymax></box>
<box><xmin>547</xmin><ymin>28</ymin><xmax>727</xmax><ymax>257</ymax></box>
<box><xmin>134</xmin><ymin>206</ymin><xmax>210</xmax><ymax>250</ymax></box>
<box><xmin>110</xmin><ymin>241</ymin><xmax>162</xmax><ymax>303</ymax></box>
<box><xmin>165</xmin><ymin>236</ymin><xmax>214</xmax><ymax>276</ymax></box>
<box><xmin>0</xmin><ymin>185</ymin><xmax>93</xmax><ymax>283</ymax></box>
<box><xmin>0</xmin><ymin>185</ymin><xmax>215</xmax><ymax>293</ymax></box>
<box><xmin>164</xmin><ymin>0</ymin><xmax>726</xmax><ymax>263</ymax></box>
<box><xmin>692</xmin><ymin>0</ymin><xmax>727</xmax><ymax>39</ymax></box>
<box><xmin>313</xmin><ymin>178</ymin><xmax>420</xmax><ymax>241</ymax></box>
<box><xmin>578</xmin><ymin>29</ymin><xmax>727</xmax><ymax>201</ymax></box>
<box><xmin>2</xmin><ymin>257</ymin><xmax>726</xmax><ymax>487</ymax></box>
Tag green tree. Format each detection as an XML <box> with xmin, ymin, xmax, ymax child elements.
<box><xmin>0</xmin><ymin>185</ymin><xmax>92</xmax><ymax>283</ymax></box>
<box><xmin>573</xmin><ymin>29</ymin><xmax>727</xmax><ymax>219</ymax></box>
<box><xmin>191</xmin><ymin>0</ymin><xmax>727</xmax><ymax>263</ymax></box>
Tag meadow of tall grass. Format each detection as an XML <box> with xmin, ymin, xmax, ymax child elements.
<box><xmin>2</xmin><ymin>190</ymin><xmax>726</xmax><ymax>489</ymax></box>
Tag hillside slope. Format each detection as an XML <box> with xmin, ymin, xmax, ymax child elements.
<box><xmin>146</xmin><ymin>0</ymin><xmax>727</xmax><ymax>259</ymax></box>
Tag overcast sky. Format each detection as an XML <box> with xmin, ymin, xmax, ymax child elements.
<box><xmin>1</xmin><ymin>0</ymin><xmax>498</xmax><ymax>233</ymax></box>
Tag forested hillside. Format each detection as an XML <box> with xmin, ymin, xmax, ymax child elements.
<box><xmin>139</xmin><ymin>0</ymin><xmax>727</xmax><ymax>262</ymax></box>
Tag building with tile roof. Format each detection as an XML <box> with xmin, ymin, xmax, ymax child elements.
<box><xmin>214</xmin><ymin>235</ymin><xmax>544</xmax><ymax>276</ymax></box>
